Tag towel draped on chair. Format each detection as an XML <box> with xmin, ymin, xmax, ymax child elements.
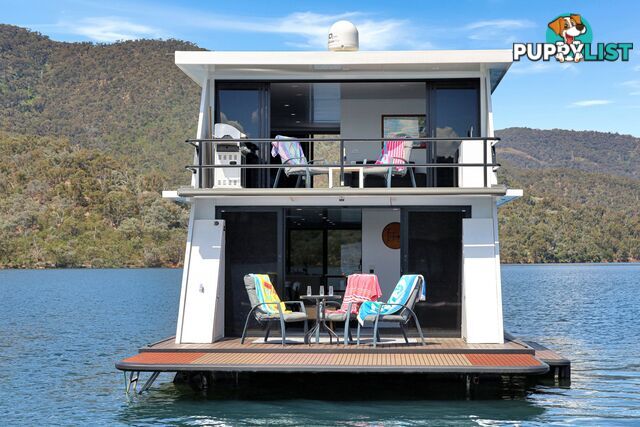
<box><xmin>376</xmin><ymin>140</ymin><xmax>407</xmax><ymax>172</ymax></box>
<box><xmin>253</xmin><ymin>274</ymin><xmax>291</xmax><ymax>315</ymax></box>
<box><xmin>357</xmin><ymin>274</ymin><xmax>426</xmax><ymax>325</ymax></box>
<box><xmin>332</xmin><ymin>274</ymin><xmax>382</xmax><ymax>315</ymax></box>
<box><xmin>271</xmin><ymin>135</ymin><xmax>307</xmax><ymax>165</ymax></box>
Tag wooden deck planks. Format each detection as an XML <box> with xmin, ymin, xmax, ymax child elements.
<box><xmin>119</xmin><ymin>336</ymin><xmax>562</xmax><ymax>375</ymax></box>
<box><xmin>119</xmin><ymin>349</ymin><xmax>546</xmax><ymax>374</ymax></box>
<box><xmin>123</xmin><ymin>352</ymin><xmax>205</xmax><ymax>365</ymax></box>
<box><xmin>145</xmin><ymin>336</ymin><xmax>527</xmax><ymax>353</ymax></box>
<box><xmin>465</xmin><ymin>353</ymin><xmax>543</xmax><ymax>367</ymax></box>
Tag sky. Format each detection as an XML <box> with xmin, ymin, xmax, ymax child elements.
<box><xmin>4</xmin><ymin>0</ymin><xmax>640</xmax><ymax>136</ymax></box>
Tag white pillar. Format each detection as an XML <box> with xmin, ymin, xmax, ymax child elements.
<box><xmin>175</xmin><ymin>199</ymin><xmax>225</xmax><ymax>344</ymax></box>
<box><xmin>461</xmin><ymin>216</ymin><xmax>504</xmax><ymax>343</ymax></box>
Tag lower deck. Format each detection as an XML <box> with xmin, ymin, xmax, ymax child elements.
<box><xmin>116</xmin><ymin>335</ymin><xmax>568</xmax><ymax>376</ymax></box>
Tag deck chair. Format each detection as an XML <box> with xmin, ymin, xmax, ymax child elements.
<box><xmin>322</xmin><ymin>274</ymin><xmax>382</xmax><ymax>346</ymax></box>
<box><xmin>356</xmin><ymin>274</ymin><xmax>426</xmax><ymax>348</ymax></box>
<box><xmin>240</xmin><ymin>274</ymin><xmax>308</xmax><ymax>346</ymax></box>
<box><xmin>362</xmin><ymin>139</ymin><xmax>417</xmax><ymax>188</ymax></box>
<box><xmin>271</xmin><ymin>135</ymin><xmax>329</xmax><ymax>188</ymax></box>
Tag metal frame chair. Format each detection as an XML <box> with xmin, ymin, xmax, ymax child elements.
<box><xmin>240</xmin><ymin>274</ymin><xmax>308</xmax><ymax>346</ymax></box>
<box><xmin>273</xmin><ymin>157</ymin><xmax>328</xmax><ymax>188</ymax></box>
<box><xmin>271</xmin><ymin>136</ymin><xmax>329</xmax><ymax>188</ymax></box>
<box><xmin>362</xmin><ymin>140</ymin><xmax>417</xmax><ymax>188</ymax></box>
<box><xmin>356</xmin><ymin>275</ymin><xmax>426</xmax><ymax>348</ymax></box>
<box><xmin>322</xmin><ymin>301</ymin><xmax>355</xmax><ymax>347</ymax></box>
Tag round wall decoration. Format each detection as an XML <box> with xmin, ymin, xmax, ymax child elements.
<box><xmin>381</xmin><ymin>222</ymin><xmax>401</xmax><ymax>249</ymax></box>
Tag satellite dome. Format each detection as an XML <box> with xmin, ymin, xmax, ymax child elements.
<box><xmin>328</xmin><ymin>20</ymin><xmax>359</xmax><ymax>51</ymax></box>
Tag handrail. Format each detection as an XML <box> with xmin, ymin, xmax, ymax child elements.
<box><xmin>186</xmin><ymin>137</ymin><xmax>500</xmax><ymax>143</ymax></box>
<box><xmin>185</xmin><ymin>136</ymin><xmax>499</xmax><ymax>189</ymax></box>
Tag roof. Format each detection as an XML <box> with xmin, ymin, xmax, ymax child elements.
<box><xmin>175</xmin><ymin>49</ymin><xmax>512</xmax><ymax>91</ymax></box>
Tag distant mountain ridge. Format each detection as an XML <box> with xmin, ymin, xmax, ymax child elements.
<box><xmin>495</xmin><ymin>127</ymin><xmax>640</xmax><ymax>180</ymax></box>
<box><xmin>0</xmin><ymin>24</ymin><xmax>638</xmax><ymax>266</ymax></box>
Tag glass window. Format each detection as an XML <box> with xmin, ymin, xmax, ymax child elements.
<box><xmin>288</xmin><ymin>230</ymin><xmax>323</xmax><ymax>275</ymax></box>
<box><xmin>406</xmin><ymin>210</ymin><xmax>464</xmax><ymax>337</ymax></box>
<box><xmin>431</xmin><ymin>83</ymin><xmax>480</xmax><ymax>187</ymax></box>
<box><xmin>217</xmin><ymin>89</ymin><xmax>262</xmax><ymax>138</ymax></box>
<box><xmin>285</xmin><ymin>208</ymin><xmax>362</xmax><ymax>292</ymax></box>
<box><xmin>327</xmin><ymin>229</ymin><xmax>361</xmax><ymax>276</ymax></box>
<box><xmin>271</xmin><ymin>83</ymin><xmax>340</xmax><ymax>132</ymax></box>
<box><xmin>313</xmin><ymin>83</ymin><xmax>341</xmax><ymax>123</ymax></box>
<box><xmin>220</xmin><ymin>210</ymin><xmax>279</xmax><ymax>336</ymax></box>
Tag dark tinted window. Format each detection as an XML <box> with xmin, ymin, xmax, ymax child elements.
<box><xmin>221</xmin><ymin>210</ymin><xmax>279</xmax><ymax>336</ymax></box>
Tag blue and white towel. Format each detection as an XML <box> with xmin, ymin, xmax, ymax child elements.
<box><xmin>357</xmin><ymin>274</ymin><xmax>426</xmax><ymax>325</ymax></box>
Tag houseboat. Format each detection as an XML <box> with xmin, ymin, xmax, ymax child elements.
<box><xmin>116</xmin><ymin>21</ymin><xmax>570</xmax><ymax>394</ymax></box>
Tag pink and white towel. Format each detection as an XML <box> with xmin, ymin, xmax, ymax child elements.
<box><xmin>375</xmin><ymin>140</ymin><xmax>407</xmax><ymax>172</ymax></box>
<box><xmin>332</xmin><ymin>274</ymin><xmax>382</xmax><ymax>315</ymax></box>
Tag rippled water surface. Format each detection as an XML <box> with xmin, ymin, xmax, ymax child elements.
<box><xmin>0</xmin><ymin>265</ymin><xmax>638</xmax><ymax>425</ymax></box>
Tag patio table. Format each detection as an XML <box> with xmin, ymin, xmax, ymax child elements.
<box><xmin>301</xmin><ymin>294</ymin><xmax>342</xmax><ymax>344</ymax></box>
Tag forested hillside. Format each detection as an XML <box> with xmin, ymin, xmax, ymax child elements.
<box><xmin>0</xmin><ymin>24</ymin><xmax>638</xmax><ymax>267</ymax></box>
<box><xmin>498</xmin><ymin>167</ymin><xmax>639</xmax><ymax>263</ymax></box>
<box><xmin>0</xmin><ymin>132</ymin><xmax>187</xmax><ymax>267</ymax></box>
<box><xmin>496</xmin><ymin>127</ymin><xmax>640</xmax><ymax>180</ymax></box>
<box><xmin>1</xmin><ymin>24</ymin><xmax>201</xmax><ymax>186</ymax></box>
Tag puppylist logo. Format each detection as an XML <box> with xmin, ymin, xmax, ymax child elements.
<box><xmin>513</xmin><ymin>13</ymin><xmax>633</xmax><ymax>62</ymax></box>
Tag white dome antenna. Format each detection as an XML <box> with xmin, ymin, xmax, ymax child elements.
<box><xmin>328</xmin><ymin>20</ymin><xmax>359</xmax><ymax>51</ymax></box>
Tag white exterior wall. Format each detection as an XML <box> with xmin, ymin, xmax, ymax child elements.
<box><xmin>362</xmin><ymin>208</ymin><xmax>401</xmax><ymax>298</ymax></box>
<box><xmin>460</xmin><ymin>195</ymin><xmax>504</xmax><ymax>343</ymax></box>
<box><xmin>175</xmin><ymin>199</ymin><xmax>226</xmax><ymax>344</ymax></box>
<box><xmin>458</xmin><ymin>69</ymin><xmax>503</xmax><ymax>343</ymax></box>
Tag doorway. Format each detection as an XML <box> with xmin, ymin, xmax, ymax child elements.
<box><xmin>219</xmin><ymin>208</ymin><xmax>282</xmax><ymax>337</ymax></box>
<box><xmin>216</xmin><ymin>83</ymin><xmax>270</xmax><ymax>188</ymax></box>
<box><xmin>285</xmin><ymin>208</ymin><xmax>362</xmax><ymax>296</ymax></box>
<box><xmin>402</xmin><ymin>207</ymin><xmax>469</xmax><ymax>337</ymax></box>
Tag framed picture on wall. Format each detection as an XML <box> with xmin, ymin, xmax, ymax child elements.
<box><xmin>381</xmin><ymin>115</ymin><xmax>427</xmax><ymax>148</ymax></box>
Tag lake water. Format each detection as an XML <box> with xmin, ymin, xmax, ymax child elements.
<box><xmin>0</xmin><ymin>264</ymin><xmax>639</xmax><ymax>425</ymax></box>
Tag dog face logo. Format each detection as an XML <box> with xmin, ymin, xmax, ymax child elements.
<box><xmin>546</xmin><ymin>13</ymin><xmax>592</xmax><ymax>62</ymax></box>
<box><xmin>548</xmin><ymin>15</ymin><xmax>586</xmax><ymax>44</ymax></box>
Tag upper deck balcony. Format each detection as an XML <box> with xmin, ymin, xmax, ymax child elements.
<box><xmin>172</xmin><ymin>49</ymin><xmax>513</xmax><ymax>197</ymax></box>
<box><xmin>183</xmin><ymin>135</ymin><xmax>501</xmax><ymax>194</ymax></box>
<box><xmin>176</xmin><ymin>79</ymin><xmax>506</xmax><ymax>196</ymax></box>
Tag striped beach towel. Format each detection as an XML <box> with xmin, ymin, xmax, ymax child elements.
<box><xmin>271</xmin><ymin>135</ymin><xmax>307</xmax><ymax>166</ymax></box>
<box><xmin>253</xmin><ymin>274</ymin><xmax>291</xmax><ymax>315</ymax></box>
<box><xmin>376</xmin><ymin>140</ymin><xmax>407</xmax><ymax>172</ymax></box>
<box><xmin>357</xmin><ymin>274</ymin><xmax>425</xmax><ymax>325</ymax></box>
<box><xmin>331</xmin><ymin>274</ymin><xmax>382</xmax><ymax>315</ymax></box>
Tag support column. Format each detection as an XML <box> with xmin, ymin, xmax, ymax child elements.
<box><xmin>175</xmin><ymin>199</ymin><xmax>225</xmax><ymax>343</ymax></box>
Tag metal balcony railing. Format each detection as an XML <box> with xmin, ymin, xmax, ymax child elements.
<box><xmin>185</xmin><ymin>137</ymin><xmax>500</xmax><ymax>189</ymax></box>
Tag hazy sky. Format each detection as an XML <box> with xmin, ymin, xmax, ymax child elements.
<box><xmin>6</xmin><ymin>0</ymin><xmax>640</xmax><ymax>135</ymax></box>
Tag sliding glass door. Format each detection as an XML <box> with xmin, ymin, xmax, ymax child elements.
<box><xmin>402</xmin><ymin>207</ymin><xmax>469</xmax><ymax>337</ymax></box>
<box><xmin>216</xmin><ymin>83</ymin><xmax>270</xmax><ymax>188</ymax></box>
<box><xmin>285</xmin><ymin>208</ymin><xmax>362</xmax><ymax>295</ymax></box>
<box><xmin>427</xmin><ymin>80</ymin><xmax>480</xmax><ymax>187</ymax></box>
<box><xmin>219</xmin><ymin>208</ymin><xmax>282</xmax><ymax>337</ymax></box>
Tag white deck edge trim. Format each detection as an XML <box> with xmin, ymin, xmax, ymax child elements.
<box><xmin>496</xmin><ymin>189</ymin><xmax>524</xmax><ymax>207</ymax></box>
